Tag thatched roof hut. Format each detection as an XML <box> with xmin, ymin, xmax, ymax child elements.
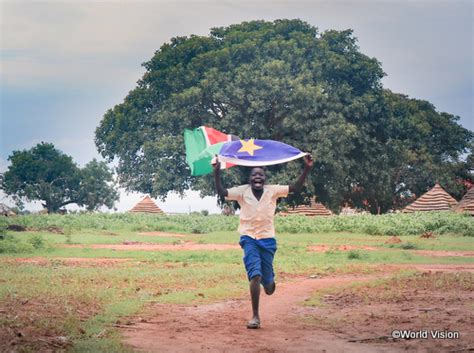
<box><xmin>0</xmin><ymin>203</ymin><xmax>15</xmax><ymax>216</ymax></box>
<box><xmin>455</xmin><ymin>187</ymin><xmax>474</xmax><ymax>216</ymax></box>
<box><xmin>129</xmin><ymin>196</ymin><xmax>164</xmax><ymax>214</ymax></box>
<box><xmin>280</xmin><ymin>197</ymin><xmax>332</xmax><ymax>216</ymax></box>
<box><xmin>403</xmin><ymin>183</ymin><xmax>457</xmax><ymax>213</ymax></box>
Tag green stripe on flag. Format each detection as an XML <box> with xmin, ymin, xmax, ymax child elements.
<box><xmin>184</xmin><ymin>128</ymin><xmax>207</xmax><ymax>175</ymax></box>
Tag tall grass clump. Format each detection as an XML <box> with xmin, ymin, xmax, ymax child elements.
<box><xmin>0</xmin><ymin>234</ymin><xmax>35</xmax><ymax>253</ymax></box>
<box><xmin>0</xmin><ymin>213</ymin><xmax>239</xmax><ymax>234</ymax></box>
<box><xmin>276</xmin><ymin>212</ymin><xmax>473</xmax><ymax>236</ymax></box>
<box><xmin>0</xmin><ymin>211</ymin><xmax>471</xmax><ymax>236</ymax></box>
<box><xmin>347</xmin><ymin>250</ymin><xmax>363</xmax><ymax>259</ymax></box>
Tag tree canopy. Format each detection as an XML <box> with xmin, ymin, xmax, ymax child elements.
<box><xmin>1</xmin><ymin>143</ymin><xmax>119</xmax><ymax>213</ymax></box>
<box><xmin>95</xmin><ymin>19</ymin><xmax>472</xmax><ymax>213</ymax></box>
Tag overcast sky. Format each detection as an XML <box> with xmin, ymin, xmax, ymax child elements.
<box><xmin>1</xmin><ymin>0</ymin><xmax>473</xmax><ymax>213</ymax></box>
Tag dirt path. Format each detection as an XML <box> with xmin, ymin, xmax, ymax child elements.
<box><xmin>61</xmin><ymin>243</ymin><xmax>240</xmax><ymax>251</ymax></box>
<box><xmin>138</xmin><ymin>232</ymin><xmax>187</xmax><ymax>238</ymax></box>
<box><xmin>382</xmin><ymin>263</ymin><xmax>474</xmax><ymax>273</ymax></box>
<box><xmin>121</xmin><ymin>264</ymin><xmax>474</xmax><ymax>353</ymax></box>
<box><xmin>59</xmin><ymin>242</ymin><xmax>474</xmax><ymax>256</ymax></box>
<box><xmin>11</xmin><ymin>257</ymin><xmax>132</xmax><ymax>266</ymax></box>
<box><xmin>412</xmin><ymin>250</ymin><xmax>474</xmax><ymax>257</ymax></box>
<box><xmin>307</xmin><ymin>245</ymin><xmax>379</xmax><ymax>252</ymax></box>
<box><xmin>121</xmin><ymin>275</ymin><xmax>385</xmax><ymax>353</ymax></box>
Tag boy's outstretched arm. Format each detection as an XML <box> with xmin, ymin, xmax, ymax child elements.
<box><xmin>213</xmin><ymin>157</ymin><xmax>228</xmax><ymax>198</ymax></box>
<box><xmin>289</xmin><ymin>154</ymin><xmax>314</xmax><ymax>193</ymax></box>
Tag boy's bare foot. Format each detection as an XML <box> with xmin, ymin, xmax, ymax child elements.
<box><xmin>264</xmin><ymin>281</ymin><xmax>276</xmax><ymax>295</ymax></box>
<box><xmin>247</xmin><ymin>317</ymin><xmax>261</xmax><ymax>329</ymax></box>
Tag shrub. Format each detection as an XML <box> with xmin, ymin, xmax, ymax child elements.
<box><xmin>400</xmin><ymin>242</ymin><xmax>417</xmax><ymax>250</ymax></box>
<box><xmin>347</xmin><ymin>250</ymin><xmax>362</xmax><ymax>259</ymax></box>
<box><xmin>0</xmin><ymin>235</ymin><xmax>34</xmax><ymax>254</ymax></box>
<box><xmin>28</xmin><ymin>234</ymin><xmax>45</xmax><ymax>249</ymax></box>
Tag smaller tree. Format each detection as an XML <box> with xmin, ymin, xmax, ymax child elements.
<box><xmin>78</xmin><ymin>159</ymin><xmax>119</xmax><ymax>211</ymax></box>
<box><xmin>1</xmin><ymin>143</ymin><xmax>119</xmax><ymax>213</ymax></box>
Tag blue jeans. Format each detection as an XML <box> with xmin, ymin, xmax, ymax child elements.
<box><xmin>239</xmin><ymin>235</ymin><xmax>277</xmax><ymax>286</ymax></box>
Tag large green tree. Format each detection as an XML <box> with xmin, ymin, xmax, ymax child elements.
<box><xmin>1</xmin><ymin>143</ymin><xmax>119</xmax><ymax>213</ymax></box>
<box><xmin>95</xmin><ymin>19</ymin><xmax>472</xmax><ymax>213</ymax></box>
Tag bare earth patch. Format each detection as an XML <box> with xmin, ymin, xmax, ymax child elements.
<box><xmin>120</xmin><ymin>264</ymin><xmax>474</xmax><ymax>353</ymax></box>
<box><xmin>61</xmin><ymin>243</ymin><xmax>240</xmax><ymax>251</ymax></box>
<box><xmin>11</xmin><ymin>257</ymin><xmax>132</xmax><ymax>266</ymax></box>
<box><xmin>0</xmin><ymin>295</ymin><xmax>100</xmax><ymax>352</ymax></box>
<box><xmin>385</xmin><ymin>236</ymin><xmax>402</xmax><ymax>244</ymax></box>
<box><xmin>412</xmin><ymin>250</ymin><xmax>474</xmax><ymax>257</ymax></box>
<box><xmin>307</xmin><ymin>245</ymin><xmax>379</xmax><ymax>252</ymax></box>
<box><xmin>381</xmin><ymin>264</ymin><xmax>474</xmax><ymax>273</ymax></box>
<box><xmin>138</xmin><ymin>231</ymin><xmax>187</xmax><ymax>238</ymax></box>
<box><xmin>305</xmin><ymin>271</ymin><xmax>473</xmax><ymax>353</ymax></box>
<box><xmin>306</xmin><ymin>245</ymin><xmax>474</xmax><ymax>258</ymax></box>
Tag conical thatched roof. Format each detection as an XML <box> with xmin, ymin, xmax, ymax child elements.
<box><xmin>455</xmin><ymin>187</ymin><xmax>474</xmax><ymax>216</ymax></box>
<box><xmin>280</xmin><ymin>197</ymin><xmax>332</xmax><ymax>216</ymax></box>
<box><xmin>129</xmin><ymin>196</ymin><xmax>164</xmax><ymax>214</ymax></box>
<box><xmin>0</xmin><ymin>203</ymin><xmax>15</xmax><ymax>216</ymax></box>
<box><xmin>403</xmin><ymin>183</ymin><xmax>457</xmax><ymax>213</ymax></box>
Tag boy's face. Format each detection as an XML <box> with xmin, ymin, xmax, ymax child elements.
<box><xmin>249</xmin><ymin>167</ymin><xmax>265</xmax><ymax>190</ymax></box>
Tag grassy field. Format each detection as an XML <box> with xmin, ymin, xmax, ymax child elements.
<box><xmin>0</xmin><ymin>212</ymin><xmax>472</xmax><ymax>352</ymax></box>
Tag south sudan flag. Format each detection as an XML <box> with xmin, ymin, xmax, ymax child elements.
<box><xmin>184</xmin><ymin>127</ymin><xmax>307</xmax><ymax>176</ymax></box>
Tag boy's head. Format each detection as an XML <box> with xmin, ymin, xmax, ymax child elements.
<box><xmin>248</xmin><ymin>167</ymin><xmax>265</xmax><ymax>190</ymax></box>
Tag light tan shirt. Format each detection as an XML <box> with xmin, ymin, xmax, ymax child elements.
<box><xmin>225</xmin><ymin>184</ymin><xmax>289</xmax><ymax>240</ymax></box>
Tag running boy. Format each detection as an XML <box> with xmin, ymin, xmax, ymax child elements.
<box><xmin>213</xmin><ymin>155</ymin><xmax>313</xmax><ymax>329</ymax></box>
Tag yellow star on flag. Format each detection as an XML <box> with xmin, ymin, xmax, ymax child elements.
<box><xmin>238</xmin><ymin>139</ymin><xmax>263</xmax><ymax>156</ymax></box>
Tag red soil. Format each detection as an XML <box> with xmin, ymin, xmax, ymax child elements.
<box><xmin>138</xmin><ymin>232</ymin><xmax>186</xmax><ymax>238</ymax></box>
<box><xmin>122</xmin><ymin>275</ymin><xmax>388</xmax><ymax>353</ymax></box>
<box><xmin>413</xmin><ymin>250</ymin><xmax>474</xmax><ymax>257</ymax></box>
<box><xmin>121</xmin><ymin>264</ymin><xmax>474</xmax><ymax>353</ymax></box>
<box><xmin>307</xmin><ymin>244</ymin><xmax>474</xmax><ymax>257</ymax></box>
<box><xmin>381</xmin><ymin>264</ymin><xmax>474</xmax><ymax>273</ymax></box>
<box><xmin>61</xmin><ymin>243</ymin><xmax>240</xmax><ymax>251</ymax></box>
<box><xmin>12</xmin><ymin>257</ymin><xmax>132</xmax><ymax>266</ymax></box>
<box><xmin>307</xmin><ymin>244</ymin><xmax>379</xmax><ymax>252</ymax></box>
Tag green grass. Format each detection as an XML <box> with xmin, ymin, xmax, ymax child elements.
<box><xmin>0</xmin><ymin>212</ymin><xmax>473</xmax><ymax>352</ymax></box>
<box><xmin>1</xmin><ymin>211</ymin><xmax>472</xmax><ymax>236</ymax></box>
